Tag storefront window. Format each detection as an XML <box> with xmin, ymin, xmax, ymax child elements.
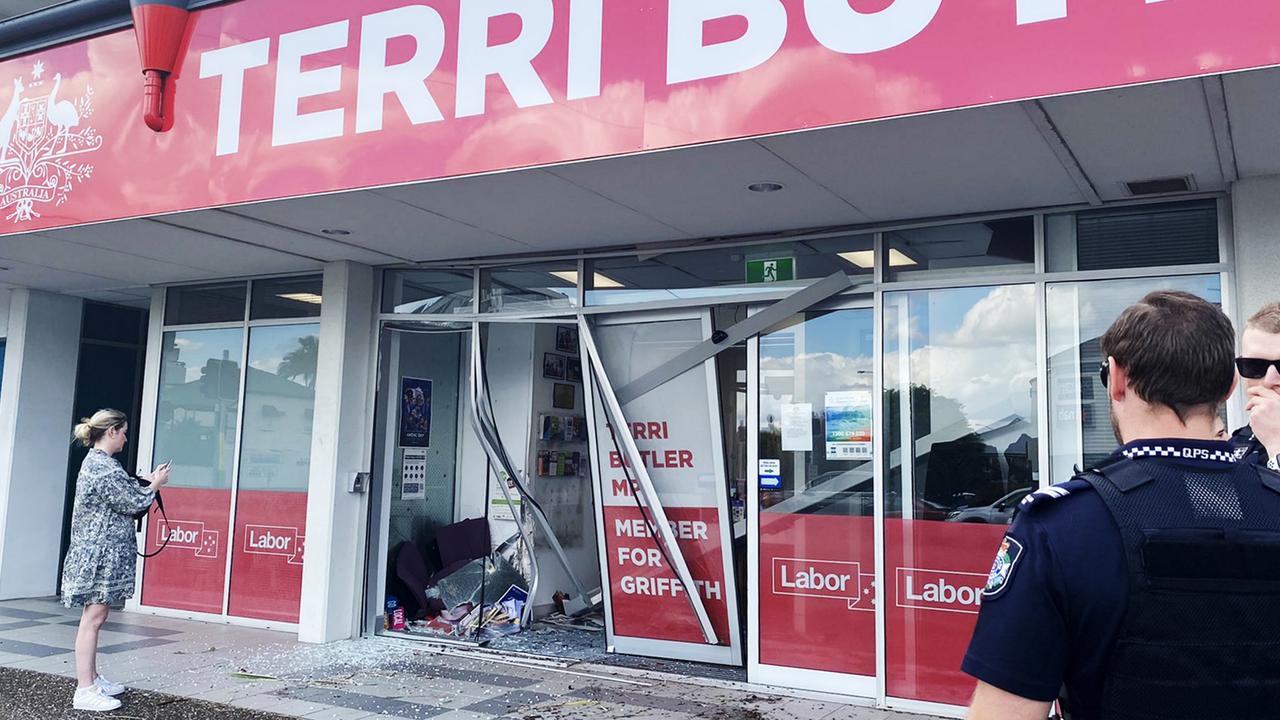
<box><xmin>164</xmin><ymin>282</ymin><xmax>247</xmax><ymax>325</ymax></box>
<box><xmin>585</xmin><ymin>235</ymin><xmax>874</xmax><ymax>306</ymax></box>
<box><xmin>481</xmin><ymin>262</ymin><xmax>577</xmax><ymax>313</ymax></box>
<box><xmin>1046</xmin><ymin>200</ymin><xmax>1219</xmax><ymax>272</ymax></box>
<box><xmin>250</xmin><ymin>276</ymin><xmax>322</xmax><ymax>320</ymax></box>
<box><xmin>145</xmin><ymin>276</ymin><xmax>323</xmax><ymax>622</ymax></box>
<box><xmin>883</xmin><ymin>284</ymin><xmax>1038</xmax><ymax>705</ymax></box>
<box><xmin>227</xmin><ymin>323</ymin><xmax>320</xmax><ymax>622</ymax></box>
<box><xmin>142</xmin><ymin>327</ymin><xmax>244</xmax><ymax>614</ymax></box>
<box><xmin>382</xmin><ymin>269</ymin><xmax>474</xmax><ymax>315</ymax></box>
<box><xmin>1046</xmin><ymin>274</ymin><xmax>1222</xmax><ymax>484</ymax></box>
<box><xmin>757</xmin><ymin>307</ymin><xmax>876</xmax><ymax>679</ymax></box>
<box><xmin>885</xmin><ymin>217</ymin><xmax>1034</xmax><ymax>281</ymax></box>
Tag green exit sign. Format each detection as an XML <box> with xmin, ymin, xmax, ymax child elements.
<box><xmin>746</xmin><ymin>258</ymin><xmax>796</xmax><ymax>284</ymax></box>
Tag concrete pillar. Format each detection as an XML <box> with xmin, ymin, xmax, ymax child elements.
<box><xmin>1231</xmin><ymin>175</ymin><xmax>1280</xmax><ymax>321</ymax></box>
<box><xmin>0</xmin><ymin>289</ymin><xmax>10</xmax><ymax>339</ymax></box>
<box><xmin>298</xmin><ymin>262</ymin><xmax>376</xmax><ymax>643</ymax></box>
<box><xmin>1228</xmin><ymin>176</ymin><xmax>1280</xmax><ymax>427</ymax></box>
<box><xmin>0</xmin><ymin>289</ymin><xmax>83</xmax><ymax>599</ymax></box>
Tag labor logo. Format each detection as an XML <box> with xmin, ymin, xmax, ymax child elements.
<box><xmin>0</xmin><ymin>59</ymin><xmax>103</xmax><ymax>224</ymax></box>
<box><xmin>982</xmin><ymin>535</ymin><xmax>1024</xmax><ymax>599</ymax></box>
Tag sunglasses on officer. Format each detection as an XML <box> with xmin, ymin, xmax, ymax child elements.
<box><xmin>1236</xmin><ymin>357</ymin><xmax>1280</xmax><ymax>379</ymax></box>
<box><xmin>1099</xmin><ymin>360</ymin><xmax>1110</xmax><ymax>388</ymax></box>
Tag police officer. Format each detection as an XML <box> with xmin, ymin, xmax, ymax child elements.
<box><xmin>1229</xmin><ymin>302</ymin><xmax>1280</xmax><ymax>471</ymax></box>
<box><xmin>963</xmin><ymin>290</ymin><xmax>1280</xmax><ymax>720</ymax></box>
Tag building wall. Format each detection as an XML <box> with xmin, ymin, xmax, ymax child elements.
<box><xmin>1232</xmin><ymin>175</ymin><xmax>1280</xmax><ymax>322</ymax></box>
<box><xmin>0</xmin><ymin>289</ymin><xmax>9</xmax><ymax>339</ymax></box>
<box><xmin>526</xmin><ymin>323</ymin><xmax>600</xmax><ymax>614</ymax></box>
<box><xmin>0</xmin><ymin>290</ymin><xmax>83</xmax><ymax>599</ymax></box>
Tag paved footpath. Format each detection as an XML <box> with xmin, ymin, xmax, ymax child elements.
<box><xmin>0</xmin><ymin>598</ymin><xmax>947</xmax><ymax>720</ymax></box>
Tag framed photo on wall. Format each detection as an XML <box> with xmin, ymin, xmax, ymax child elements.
<box><xmin>543</xmin><ymin>353</ymin><xmax>566</xmax><ymax>379</ymax></box>
<box><xmin>555</xmin><ymin>325</ymin><xmax>579</xmax><ymax>354</ymax></box>
<box><xmin>553</xmin><ymin>383</ymin><xmax>575</xmax><ymax>410</ymax></box>
<box><xmin>566</xmin><ymin>357</ymin><xmax>582</xmax><ymax>383</ymax></box>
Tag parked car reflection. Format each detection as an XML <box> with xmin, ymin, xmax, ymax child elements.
<box><xmin>944</xmin><ymin>487</ymin><xmax>1032</xmax><ymax>524</ymax></box>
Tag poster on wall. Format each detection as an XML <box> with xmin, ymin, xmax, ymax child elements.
<box><xmin>781</xmin><ymin>403</ymin><xmax>813</xmax><ymax>452</ymax></box>
<box><xmin>401</xmin><ymin>449</ymin><xmax>427</xmax><ymax>500</ymax></box>
<box><xmin>824</xmin><ymin>390</ymin><xmax>873</xmax><ymax>460</ymax></box>
<box><xmin>398</xmin><ymin>377</ymin><xmax>433</xmax><ymax>448</ymax></box>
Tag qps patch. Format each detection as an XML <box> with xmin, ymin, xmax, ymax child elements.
<box><xmin>982</xmin><ymin>536</ymin><xmax>1024</xmax><ymax>600</ymax></box>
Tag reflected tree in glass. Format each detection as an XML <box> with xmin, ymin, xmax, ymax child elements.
<box><xmin>276</xmin><ymin>334</ymin><xmax>319</xmax><ymax>389</ymax></box>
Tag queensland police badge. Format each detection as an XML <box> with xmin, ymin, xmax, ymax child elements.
<box><xmin>983</xmin><ymin>535</ymin><xmax>1024</xmax><ymax>599</ymax></box>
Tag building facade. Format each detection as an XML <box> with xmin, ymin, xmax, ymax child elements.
<box><xmin>0</xmin><ymin>0</ymin><xmax>1278</xmax><ymax>716</ymax></box>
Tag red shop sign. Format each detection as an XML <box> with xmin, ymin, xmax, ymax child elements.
<box><xmin>0</xmin><ymin>0</ymin><xmax>1275</xmax><ymax>233</ymax></box>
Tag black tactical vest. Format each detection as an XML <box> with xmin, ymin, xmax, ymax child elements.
<box><xmin>1079</xmin><ymin>454</ymin><xmax>1280</xmax><ymax>720</ymax></box>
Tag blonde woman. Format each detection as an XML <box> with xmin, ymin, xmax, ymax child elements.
<box><xmin>61</xmin><ymin>409</ymin><xmax>169</xmax><ymax>712</ymax></box>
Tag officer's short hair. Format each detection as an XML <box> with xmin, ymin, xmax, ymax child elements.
<box><xmin>1101</xmin><ymin>290</ymin><xmax>1235</xmax><ymax>421</ymax></box>
<box><xmin>1246</xmin><ymin>302</ymin><xmax>1280</xmax><ymax>335</ymax></box>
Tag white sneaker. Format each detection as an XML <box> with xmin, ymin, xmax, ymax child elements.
<box><xmin>73</xmin><ymin>685</ymin><xmax>122</xmax><ymax>712</ymax></box>
<box><xmin>95</xmin><ymin>674</ymin><xmax>125</xmax><ymax>697</ymax></box>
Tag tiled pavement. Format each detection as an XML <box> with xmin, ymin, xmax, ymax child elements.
<box><xmin>0</xmin><ymin>598</ymin><xmax>945</xmax><ymax>720</ymax></box>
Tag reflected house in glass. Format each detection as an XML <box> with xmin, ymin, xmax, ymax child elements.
<box><xmin>156</xmin><ymin>348</ymin><xmax>240</xmax><ymax>487</ymax></box>
<box><xmin>156</xmin><ymin>356</ymin><xmax>315</xmax><ymax>490</ymax></box>
<box><xmin>237</xmin><ymin>367</ymin><xmax>316</xmax><ymax>490</ymax></box>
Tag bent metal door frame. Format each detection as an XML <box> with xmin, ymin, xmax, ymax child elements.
<box><xmin>581</xmin><ymin>307</ymin><xmax>742</xmax><ymax>665</ymax></box>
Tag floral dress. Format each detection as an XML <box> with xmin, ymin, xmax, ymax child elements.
<box><xmin>60</xmin><ymin>449</ymin><xmax>156</xmax><ymax>608</ymax></box>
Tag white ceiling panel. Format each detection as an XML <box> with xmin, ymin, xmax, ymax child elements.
<box><xmin>548</xmin><ymin>139</ymin><xmax>872</xmax><ymax>238</ymax></box>
<box><xmin>0</xmin><ymin>257</ymin><xmax>129</xmax><ymax>293</ymax></box>
<box><xmin>162</xmin><ymin>209</ymin><xmax>403</xmax><ymax>266</ymax></box>
<box><xmin>1224</xmin><ymin>67</ymin><xmax>1280</xmax><ymax>179</ymax></box>
<box><xmin>0</xmin><ymin>0</ymin><xmax>60</xmax><ymax>21</ymax></box>
<box><xmin>0</xmin><ymin>232</ymin><xmax>210</xmax><ymax>285</ymax></box>
<box><xmin>1040</xmin><ymin>79</ymin><xmax>1224</xmax><ymax>200</ymax></box>
<box><xmin>39</xmin><ymin>219</ymin><xmax>319</xmax><ymax>277</ymax></box>
<box><xmin>373</xmin><ymin>169</ymin><xmax>690</xmax><ymax>252</ymax></box>
<box><xmin>760</xmin><ymin>102</ymin><xmax>1085</xmax><ymax>221</ymax></box>
<box><xmin>233</xmin><ymin>190</ymin><xmax>530</xmax><ymax>262</ymax></box>
<box><xmin>76</xmin><ymin>289</ymin><xmax>153</xmax><ymax>308</ymax></box>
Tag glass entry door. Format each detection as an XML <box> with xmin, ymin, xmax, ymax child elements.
<box><xmin>749</xmin><ymin>303</ymin><xmax>877</xmax><ymax>695</ymax></box>
<box><xmin>883</xmin><ymin>285</ymin><xmax>1038</xmax><ymax>707</ymax></box>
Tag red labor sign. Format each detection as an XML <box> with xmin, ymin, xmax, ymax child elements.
<box><xmin>140</xmin><ymin>487</ymin><xmax>308</xmax><ymax>623</ymax></box>
<box><xmin>228</xmin><ymin>490</ymin><xmax>308</xmax><ymax>623</ymax></box>
<box><xmin>758</xmin><ymin>512</ymin><xmax>1009</xmax><ymax>705</ymax></box>
<box><xmin>0</xmin><ymin>0</ymin><xmax>1274</xmax><ymax>233</ymax></box>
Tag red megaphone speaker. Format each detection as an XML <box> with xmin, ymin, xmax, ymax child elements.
<box><xmin>130</xmin><ymin>0</ymin><xmax>194</xmax><ymax>132</ymax></box>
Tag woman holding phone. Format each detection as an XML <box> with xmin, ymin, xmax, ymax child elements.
<box><xmin>61</xmin><ymin>409</ymin><xmax>170</xmax><ymax>712</ymax></box>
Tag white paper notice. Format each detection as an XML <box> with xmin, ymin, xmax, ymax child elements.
<box><xmin>781</xmin><ymin>403</ymin><xmax>813</xmax><ymax>452</ymax></box>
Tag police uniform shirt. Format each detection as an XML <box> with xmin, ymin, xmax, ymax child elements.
<box><xmin>1229</xmin><ymin>424</ymin><xmax>1273</xmax><ymax>467</ymax></box>
<box><xmin>961</xmin><ymin>438</ymin><xmax>1240</xmax><ymax>718</ymax></box>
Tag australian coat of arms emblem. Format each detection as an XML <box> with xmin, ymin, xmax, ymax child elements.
<box><xmin>0</xmin><ymin>60</ymin><xmax>102</xmax><ymax>224</ymax></box>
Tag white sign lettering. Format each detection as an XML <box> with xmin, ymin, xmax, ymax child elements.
<box><xmin>356</xmin><ymin>5</ymin><xmax>446</xmax><ymax>133</ymax></box>
<box><xmin>667</xmin><ymin>0</ymin><xmax>787</xmax><ymax>85</ymax></box>
<box><xmin>895</xmin><ymin>567</ymin><xmax>986</xmax><ymax>614</ymax></box>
